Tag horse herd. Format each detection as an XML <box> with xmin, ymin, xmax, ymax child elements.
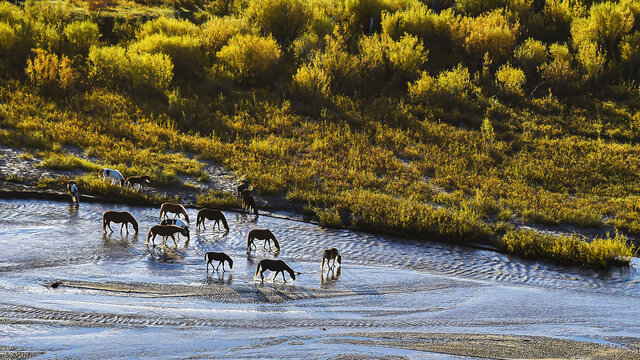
<box><xmin>70</xmin><ymin>169</ymin><xmax>343</xmax><ymax>283</ymax></box>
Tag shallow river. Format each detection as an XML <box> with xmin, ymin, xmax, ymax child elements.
<box><xmin>1</xmin><ymin>199</ymin><xmax>639</xmax><ymax>359</ymax></box>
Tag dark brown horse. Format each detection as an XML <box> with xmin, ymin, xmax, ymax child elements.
<box><xmin>255</xmin><ymin>259</ymin><xmax>295</xmax><ymax>282</ymax></box>
<box><xmin>125</xmin><ymin>175</ymin><xmax>151</xmax><ymax>191</ymax></box>
<box><xmin>159</xmin><ymin>202</ymin><xmax>190</xmax><ymax>223</ymax></box>
<box><xmin>196</xmin><ymin>209</ymin><xmax>229</xmax><ymax>231</ymax></box>
<box><xmin>321</xmin><ymin>248</ymin><xmax>342</xmax><ymax>271</ymax></box>
<box><xmin>236</xmin><ymin>179</ymin><xmax>250</xmax><ymax>197</ymax></box>
<box><xmin>204</xmin><ymin>252</ymin><xmax>233</xmax><ymax>271</ymax></box>
<box><xmin>102</xmin><ymin>211</ymin><xmax>138</xmax><ymax>234</ymax></box>
<box><xmin>67</xmin><ymin>180</ymin><xmax>79</xmax><ymax>205</ymax></box>
<box><xmin>241</xmin><ymin>189</ymin><xmax>258</xmax><ymax>215</ymax></box>
<box><xmin>146</xmin><ymin>225</ymin><xmax>190</xmax><ymax>245</ymax></box>
<box><xmin>247</xmin><ymin>229</ymin><xmax>280</xmax><ymax>252</ymax></box>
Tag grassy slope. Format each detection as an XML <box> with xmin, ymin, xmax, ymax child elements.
<box><xmin>0</xmin><ymin>0</ymin><xmax>638</xmax><ymax>268</ymax></box>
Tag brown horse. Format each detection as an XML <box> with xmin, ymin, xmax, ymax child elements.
<box><xmin>125</xmin><ymin>175</ymin><xmax>151</xmax><ymax>191</ymax></box>
<box><xmin>159</xmin><ymin>202</ymin><xmax>190</xmax><ymax>223</ymax></box>
<box><xmin>204</xmin><ymin>252</ymin><xmax>233</xmax><ymax>271</ymax></box>
<box><xmin>255</xmin><ymin>259</ymin><xmax>295</xmax><ymax>282</ymax></box>
<box><xmin>247</xmin><ymin>229</ymin><xmax>280</xmax><ymax>252</ymax></box>
<box><xmin>102</xmin><ymin>211</ymin><xmax>138</xmax><ymax>234</ymax></box>
<box><xmin>196</xmin><ymin>209</ymin><xmax>229</xmax><ymax>231</ymax></box>
<box><xmin>321</xmin><ymin>248</ymin><xmax>342</xmax><ymax>271</ymax></box>
<box><xmin>241</xmin><ymin>189</ymin><xmax>258</xmax><ymax>215</ymax></box>
<box><xmin>146</xmin><ymin>225</ymin><xmax>190</xmax><ymax>245</ymax></box>
<box><xmin>236</xmin><ymin>179</ymin><xmax>249</xmax><ymax>197</ymax></box>
<box><xmin>67</xmin><ymin>180</ymin><xmax>79</xmax><ymax>205</ymax></box>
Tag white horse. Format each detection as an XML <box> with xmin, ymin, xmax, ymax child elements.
<box><xmin>98</xmin><ymin>168</ymin><xmax>125</xmax><ymax>186</ymax></box>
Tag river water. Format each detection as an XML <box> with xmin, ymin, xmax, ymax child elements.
<box><xmin>0</xmin><ymin>199</ymin><xmax>639</xmax><ymax>359</ymax></box>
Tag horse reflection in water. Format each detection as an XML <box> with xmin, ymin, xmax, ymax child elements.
<box><xmin>321</xmin><ymin>266</ymin><xmax>342</xmax><ymax>285</ymax></box>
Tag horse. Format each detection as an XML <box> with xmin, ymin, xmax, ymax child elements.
<box><xmin>146</xmin><ymin>224</ymin><xmax>189</xmax><ymax>245</ymax></box>
<box><xmin>102</xmin><ymin>211</ymin><xmax>138</xmax><ymax>234</ymax></box>
<box><xmin>98</xmin><ymin>168</ymin><xmax>125</xmax><ymax>186</ymax></box>
<box><xmin>196</xmin><ymin>209</ymin><xmax>229</xmax><ymax>231</ymax></box>
<box><xmin>160</xmin><ymin>218</ymin><xmax>188</xmax><ymax>228</ymax></box>
<box><xmin>321</xmin><ymin>248</ymin><xmax>342</xmax><ymax>271</ymax></box>
<box><xmin>247</xmin><ymin>229</ymin><xmax>280</xmax><ymax>252</ymax></box>
<box><xmin>204</xmin><ymin>252</ymin><xmax>233</xmax><ymax>272</ymax></box>
<box><xmin>241</xmin><ymin>189</ymin><xmax>258</xmax><ymax>215</ymax></box>
<box><xmin>125</xmin><ymin>175</ymin><xmax>151</xmax><ymax>191</ymax></box>
<box><xmin>236</xmin><ymin>179</ymin><xmax>249</xmax><ymax>197</ymax></box>
<box><xmin>159</xmin><ymin>202</ymin><xmax>190</xmax><ymax>223</ymax></box>
<box><xmin>67</xmin><ymin>180</ymin><xmax>79</xmax><ymax>205</ymax></box>
<box><xmin>255</xmin><ymin>259</ymin><xmax>295</xmax><ymax>282</ymax></box>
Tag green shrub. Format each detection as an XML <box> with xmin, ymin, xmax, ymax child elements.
<box><xmin>409</xmin><ymin>64</ymin><xmax>475</xmax><ymax>107</ymax></box>
<box><xmin>63</xmin><ymin>20</ymin><xmax>100</xmax><ymax>54</ymax></box>
<box><xmin>136</xmin><ymin>16</ymin><xmax>198</xmax><ymax>38</ymax></box>
<box><xmin>495</xmin><ymin>64</ymin><xmax>525</xmax><ymax>97</ymax></box>
<box><xmin>37</xmin><ymin>152</ymin><xmax>101</xmax><ymax>171</ymax></box>
<box><xmin>88</xmin><ymin>45</ymin><xmax>173</xmax><ymax>93</ymax></box>
<box><xmin>247</xmin><ymin>0</ymin><xmax>311</xmax><ymax>47</ymax></box>
<box><xmin>452</xmin><ymin>9</ymin><xmax>519</xmax><ymax>63</ymax></box>
<box><xmin>571</xmin><ymin>1</ymin><xmax>634</xmax><ymax>53</ymax></box>
<box><xmin>576</xmin><ymin>40</ymin><xmax>606</xmax><ymax>82</ymax></box>
<box><xmin>313</xmin><ymin>38</ymin><xmax>360</xmax><ymax>94</ymax></box>
<box><xmin>314</xmin><ymin>206</ymin><xmax>343</xmax><ymax>227</ymax></box>
<box><xmin>25</xmin><ymin>49</ymin><xmax>75</xmax><ymax>93</ymax></box>
<box><xmin>291</xmin><ymin>63</ymin><xmax>330</xmax><ymax>104</ymax></box>
<box><xmin>538</xmin><ymin>43</ymin><xmax>579</xmax><ymax>93</ymax></box>
<box><xmin>358</xmin><ymin>33</ymin><xmax>427</xmax><ymax>87</ymax></box>
<box><xmin>200</xmin><ymin>16</ymin><xmax>250</xmax><ymax>54</ymax></box>
<box><xmin>217</xmin><ymin>33</ymin><xmax>281</xmax><ymax>85</ymax></box>
<box><xmin>620</xmin><ymin>31</ymin><xmax>640</xmax><ymax>79</ymax></box>
<box><xmin>0</xmin><ymin>2</ymin><xmax>34</xmax><ymax>70</ymax></box>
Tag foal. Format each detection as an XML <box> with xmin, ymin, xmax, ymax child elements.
<box><xmin>204</xmin><ymin>252</ymin><xmax>233</xmax><ymax>272</ymax></box>
<box><xmin>241</xmin><ymin>189</ymin><xmax>258</xmax><ymax>215</ymax></box>
<box><xmin>125</xmin><ymin>175</ymin><xmax>151</xmax><ymax>191</ymax></box>
<box><xmin>102</xmin><ymin>211</ymin><xmax>138</xmax><ymax>234</ymax></box>
<box><xmin>146</xmin><ymin>224</ymin><xmax>190</xmax><ymax>245</ymax></box>
<box><xmin>98</xmin><ymin>168</ymin><xmax>125</xmax><ymax>187</ymax></box>
<box><xmin>255</xmin><ymin>259</ymin><xmax>296</xmax><ymax>283</ymax></box>
<box><xmin>321</xmin><ymin>248</ymin><xmax>342</xmax><ymax>271</ymax></box>
<box><xmin>67</xmin><ymin>180</ymin><xmax>79</xmax><ymax>205</ymax></box>
<box><xmin>247</xmin><ymin>229</ymin><xmax>280</xmax><ymax>252</ymax></box>
<box><xmin>159</xmin><ymin>202</ymin><xmax>190</xmax><ymax>223</ymax></box>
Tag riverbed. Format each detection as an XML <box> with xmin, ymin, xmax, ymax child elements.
<box><xmin>1</xmin><ymin>199</ymin><xmax>639</xmax><ymax>359</ymax></box>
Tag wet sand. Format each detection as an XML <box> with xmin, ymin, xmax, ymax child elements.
<box><xmin>0</xmin><ymin>199</ymin><xmax>639</xmax><ymax>359</ymax></box>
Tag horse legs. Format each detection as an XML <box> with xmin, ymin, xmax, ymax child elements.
<box><xmin>107</xmin><ymin>222</ymin><xmax>114</xmax><ymax>233</ymax></box>
<box><xmin>170</xmin><ymin>235</ymin><xmax>177</xmax><ymax>246</ymax></box>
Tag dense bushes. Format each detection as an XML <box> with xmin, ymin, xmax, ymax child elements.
<box><xmin>25</xmin><ymin>49</ymin><xmax>74</xmax><ymax>92</ymax></box>
<box><xmin>247</xmin><ymin>0</ymin><xmax>311</xmax><ymax>46</ymax></box>
<box><xmin>217</xmin><ymin>34</ymin><xmax>281</xmax><ymax>85</ymax></box>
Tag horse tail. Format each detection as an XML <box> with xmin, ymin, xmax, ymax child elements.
<box><xmin>159</xmin><ymin>205</ymin><xmax>164</xmax><ymax>219</ymax></box>
<box><xmin>321</xmin><ymin>254</ymin><xmax>325</xmax><ymax>269</ymax></box>
<box><xmin>253</xmin><ymin>204</ymin><xmax>258</xmax><ymax>215</ymax></box>
<box><xmin>204</xmin><ymin>252</ymin><xmax>208</xmax><ymax>262</ymax></box>
<box><xmin>220</xmin><ymin>214</ymin><xmax>229</xmax><ymax>230</ymax></box>
<box><xmin>102</xmin><ymin>215</ymin><xmax>107</xmax><ymax>233</ymax></box>
<box><xmin>146</xmin><ymin>228</ymin><xmax>153</xmax><ymax>244</ymax></box>
<box><xmin>254</xmin><ymin>261</ymin><xmax>262</xmax><ymax>278</ymax></box>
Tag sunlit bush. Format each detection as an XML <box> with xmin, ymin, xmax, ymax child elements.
<box><xmin>576</xmin><ymin>40</ymin><xmax>606</xmax><ymax>82</ymax></box>
<box><xmin>381</xmin><ymin>3</ymin><xmax>455</xmax><ymax>51</ymax></box>
<box><xmin>452</xmin><ymin>9</ymin><xmax>519</xmax><ymax>63</ymax></box>
<box><xmin>358</xmin><ymin>33</ymin><xmax>427</xmax><ymax>86</ymax></box>
<box><xmin>217</xmin><ymin>34</ymin><xmax>281</xmax><ymax>85</ymax></box>
<box><xmin>247</xmin><ymin>0</ymin><xmax>311</xmax><ymax>46</ymax></box>
<box><xmin>88</xmin><ymin>45</ymin><xmax>173</xmax><ymax>93</ymax></box>
<box><xmin>514</xmin><ymin>38</ymin><xmax>547</xmax><ymax>79</ymax></box>
<box><xmin>291</xmin><ymin>63</ymin><xmax>330</xmax><ymax>103</ymax></box>
<box><xmin>200</xmin><ymin>16</ymin><xmax>250</xmax><ymax>54</ymax></box>
<box><xmin>409</xmin><ymin>64</ymin><xmax>475</xmax><ymax>107</ymax></box>
<box><xmin>538</xmin><ymin>43</ymin><xmax>579</xmax><ymax>93</ymax></box>
<box><xmin>25</xmin><ymin>49</ymin><xmax>74</xmax><ymax>93</ymax></box>
<box><xmin>495</xmin><ymin>64</ymin><xmax>525</xmax><ymax>97</ymax></box>
<box><xmin>312</xmin><ymin>38</ymin><xmax>360</xmax><ymax>94</ymax></box>
<box><xmin>0</xmin><ymin>2</ymin><xmax>34</xmax><ymax>70</ymax></box>
<box><xmin>620</xmin><ymin>31</ymin><xmax>640</xmax><ymax>78</ymax></box>
<box><xmin>132</xmin><ymin>33</ymin><xmax>207</xmax><ymax>78</ymax></box>
<box><xmin>136</xmin><ymin>16</ymin><xmax>198</xmax><ymax>38</ymax></box>
<box><xmin>63</xmin><ymin>20</ymin><xmax>100</xmax><ymax>54</ymax></box>
<box><xmin>571</xmin><ymin>1</ymin><xmax>634</xmax><ymax>52</ymax></box>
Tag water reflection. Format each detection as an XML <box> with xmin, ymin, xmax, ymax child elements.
<box><xmin>321</xmin><ymin>266</ymin><xmax>341</xmax><ymax>286</ymax></box>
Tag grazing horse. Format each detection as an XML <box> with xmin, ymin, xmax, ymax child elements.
<box><xmin>102</xmin><ymin>211</ymin><xmax>138</xmax><ymax>234</ymax></box>
<box><xmin>247</xmin><ymin>229</ymin><xmax>280</xmax><ymax>252</ymax></box>
<box><xmin>236</xmin><ymin>179</ymin><xmax>249</xmax><ymax>197</ymax></box>
<box><xmin>125</xmin><ymin>175</ymin><xmax>151</xmax><ymax>191</ymax></box>
<box><xmin>196</xmin><ymin>209</ymin><xmax>229</xmax><ymax>231</ymax></box>
<box><xmin>321</xmin><ymin>248</ymin><xmax>342</xmax><ymax>271</ymax></box>
<box><xmin>204</xmin><ymin>252</ymin><xmax>233</xmax><ymax>271</ymax></box>
<box><xmin>67</xmin><ymin>180</ymin><xmax>79</xmax><ymax>205</ymax></box>
<box><xmin>146</xmin><ymin>224</ymin><xmax>190</xmax><ymax>245</ymax></box>
<box><xmin>98</xmin><ymin>168</ymin><xmax>125</xmax><ymax>186</ymax></box>
<box><xmin>241</xmin><ymin>189</ymin><xmax>258</xmax><ymax>215</ymax></box>
<box><xmin>255</xmin><ymin>259</ymin><xmax>296</xmax><ymax>282</ymax></box>
<box><xmin>160</xmin><ymin>218</ymin><xmax>188</xmax><ymax>228</ymax></box>
<box><xmin>159</xmin><ymin>202</ymin><xmax>190</xmax><ymax>223</ymax></box>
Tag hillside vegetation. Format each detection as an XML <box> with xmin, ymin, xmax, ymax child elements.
<box><xmin>1</xmin><ymin>0</ymin><xmax>639</xmax><ymax>267</ymax></box>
